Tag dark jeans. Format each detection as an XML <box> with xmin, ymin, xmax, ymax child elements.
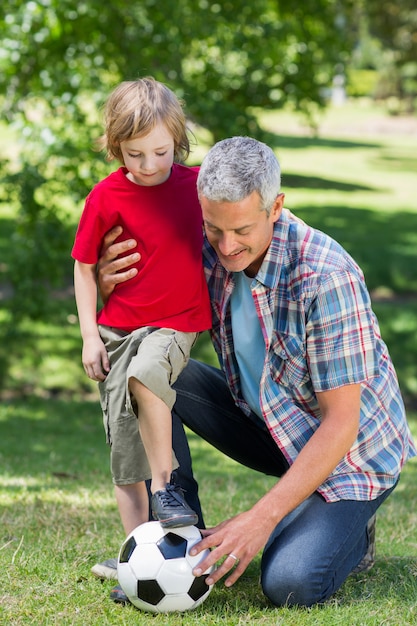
<box><xmin>170</xmin><ymin>410</ymin><xmax>204</xmax><ymax>527</ymax></box>
<box><xmin>172</xmin><ymin>359</ymin><xmax>397</xmax><ymax>607</ymax></box>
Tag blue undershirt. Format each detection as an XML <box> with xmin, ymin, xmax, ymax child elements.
<box><xmin>230</xmin><ymin>272</ymin><xmax>264</xmax><ymax>419</ymax></box>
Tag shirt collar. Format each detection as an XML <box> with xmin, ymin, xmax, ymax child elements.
<box><xmin>253</xmin><ymin>209</ymin><xmax>291</xmax><ymax>289</ymax></box>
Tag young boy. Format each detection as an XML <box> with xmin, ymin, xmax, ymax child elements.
<box><xmin>72</xmin><ymin>78</ymin><xmax>211</xmax><ymax>531</ymax></box>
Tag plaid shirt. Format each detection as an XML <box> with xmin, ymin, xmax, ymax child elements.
<box><xmin>204</xmin><ymin>209</ymin><xmax>416</xmax><ymax>502</ymax></box>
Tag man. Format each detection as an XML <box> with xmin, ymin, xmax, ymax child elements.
<box><xmin>95</xmin><ymin>137</ymin><xmax>416</xmax><ymax>607</ymax></box>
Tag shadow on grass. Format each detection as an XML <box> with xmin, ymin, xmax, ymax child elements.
<box><xmin>263</xmin><ymin>131</ymin><xmax>382</xmax><ymax>152</ymax></box>
<box><xmin>372</xmin><ymin>153</ymin><xmax>417</xmax><ymax>174</ymax></box>
<box><xmin>282</xmin><ymin>173</ymin><xmax>375</xmax><ymax>192</ymax></box>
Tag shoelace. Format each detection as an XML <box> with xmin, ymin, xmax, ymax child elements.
<box><xmin>157</xmin><ymin>483</ymin><xmax>186</xmax><ymax>509</ymax></box>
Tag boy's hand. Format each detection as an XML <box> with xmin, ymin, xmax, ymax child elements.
<box><xmin>82</xmin><ymin>336</ymin><xmax>110</xmax><ymax>381</ymax></box>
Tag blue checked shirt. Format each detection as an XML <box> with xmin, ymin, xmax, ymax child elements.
<box><xmin>203</xmin><ymin>209</ymin><xmax>416</xmax><ymax>502</ymax></box>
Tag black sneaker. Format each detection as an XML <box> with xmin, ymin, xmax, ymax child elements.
<box><xmin>110</xmin><ymin>584</ymin><xmax>130</xmax><ymax>604</ymax></box>
<box><xmin>151</xmin><ymin>478</ymin><xmax>198</xmax><ymax>528</ymax></box>
<box><xmin>351</xmin><ymin>514</ymin><xmax>376</xmax><ymax>574</ymax></box>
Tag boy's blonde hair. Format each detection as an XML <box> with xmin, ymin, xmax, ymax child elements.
<box><xmin>98</xmin><ymin>77</ymin><xmax>190</xmax><ymax>163</ymax></box>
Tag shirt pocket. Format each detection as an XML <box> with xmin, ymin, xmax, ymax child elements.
<box><xmin>269</xmin><ymin>332</ymin><xmax>308</xmax><ymax>389</ymax></box>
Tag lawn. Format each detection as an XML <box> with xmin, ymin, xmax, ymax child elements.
<box><xmin>0</xmin><ymin>398</ymin><xmax>416</xmax><ymax>625</ymax></box>
<box><xmin>0</xmin><ymin>101</ymin><xmax>416</xmax><ymax>624</ymax></box>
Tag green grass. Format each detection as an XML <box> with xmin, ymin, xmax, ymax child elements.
<box><xmin>1</xmin><ymin>101</ymin><xmax>417</xmax><ymax>623</ymax></box>
<box><xmin>0</xmin><ymin>398</ymin><xmax>416</xmax><ymax>625</ymax></box>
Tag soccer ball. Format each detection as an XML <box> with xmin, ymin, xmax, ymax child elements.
<box><xmin>117</xmin><ymin>521</ymin><xmax>214</xmax><ymax>613</ymax></box>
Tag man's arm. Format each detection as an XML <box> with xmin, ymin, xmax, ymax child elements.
<box><xmin>97</xmin><ymin>226</ymin><xmax>140</xmax><ymax>304</ymax></box>
<box><xmin>190</xmin><ymin>383</ymin><xmax>362</xmax><ymax>587</ymax></box>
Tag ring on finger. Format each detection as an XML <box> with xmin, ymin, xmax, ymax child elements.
<box><xmin>228</xmin><ymin>553</ymin><xmax>239</xmax><ymax>563</ymax></box>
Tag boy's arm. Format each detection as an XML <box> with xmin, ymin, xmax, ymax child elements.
<box><xmin>74</xmin><ymin>260</ymin><xmax>110</xmax><ymax>381</ymax></box>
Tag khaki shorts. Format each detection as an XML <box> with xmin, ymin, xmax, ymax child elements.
<box><xmin>98</xmin><ymin>325</ymin><xmax>197</xmax><ymax>485</ymax></box>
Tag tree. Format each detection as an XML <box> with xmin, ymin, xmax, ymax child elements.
<box><xmin>348</xmin><ymin>0</ymin><xmax>417</xmax><ymax>108</ymax></box>
<box><xmin>1</xmin><ymin>0</ymin><xmax>352</xmax><ymax>138</ymax></box>
<box><xmin>0</xmin><ymin>0</ymin><xmax>353</xmax><ymax>321</ymax></box>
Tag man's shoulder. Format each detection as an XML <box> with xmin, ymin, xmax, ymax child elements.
<box><xmin>283</xmin><ymin>208</ymin><xmax>306</xmax><ymax>226</ymax></box>
<box><xmin>273</xmin><ymin>209</ymin><xmax>359</xmax><ymax>284</ymax></box>
<box><xmin>282</xmin><ymin>209</ymin><xmax>340</xmax><ymax>255</ymax></box>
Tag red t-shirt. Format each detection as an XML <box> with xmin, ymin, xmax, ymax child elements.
<box><xmin>71</xmin><ymin>164</ymin><xmax>211</xmax><ymax>332</ymax></box>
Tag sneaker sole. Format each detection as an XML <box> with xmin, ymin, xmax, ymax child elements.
<box><xmin>155</xmin><ymin>514</ymin><xmax>199</xmax><ymax>528</ymax></box>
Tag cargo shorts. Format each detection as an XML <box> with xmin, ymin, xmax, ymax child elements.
<box><xmin>98</xmin><ymin>325</ymin><xmax>198</xmax><ymax>485</ymax></box>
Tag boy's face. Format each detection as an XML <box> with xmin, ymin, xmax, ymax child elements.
<box><xmin>120</xmin><ymin>123</ymin><xmax>175</xmax><ymax>186</ymax></box>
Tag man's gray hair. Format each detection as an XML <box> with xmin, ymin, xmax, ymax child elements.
<box><xmin>197</xmin><ymin>136</ymin><xmax>281</xmax><ymax>214</ymax></box>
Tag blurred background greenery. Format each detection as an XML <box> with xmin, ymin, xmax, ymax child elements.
<box><xmin>0</xmin><ymin>0</ymin><xmax>416</xmax><ymax>411</ymax></box>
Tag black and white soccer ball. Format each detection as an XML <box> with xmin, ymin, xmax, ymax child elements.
<box><xmin>117</xmin><ymin>521</ymin><xmax>214</xmax><ymax>613</ymax></box>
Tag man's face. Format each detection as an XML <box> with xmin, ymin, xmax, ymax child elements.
<box><xmin>201</xmin><ymin>190</ymin><xmax>284</xmax><ymax>277</ymax></box>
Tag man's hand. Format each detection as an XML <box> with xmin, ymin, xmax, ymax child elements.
<box><xmin>97</xmin><ymin>226</ymin><xmax>140</xmax><ymax>304</ymax></box>
<box><xmin>190</xmin><ymin>509</ymin><xmax>275</xmax><ymax>588</ymax></box>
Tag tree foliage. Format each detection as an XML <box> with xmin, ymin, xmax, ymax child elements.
<box><xmin>0</xmin><ymin>0</ymin><xmax>354</xmax><ymax>321</ymax></box>
<box><xmin>366</xmin><ymin>0</ymin><xmax>417</xmax><ymax>66</ymax></box>
<box><xmin>1</xmin><ymin>0</ymin><xmax>353</xmax><ymax>138</ymax></box>
<box><xmin>350</xmin><ymin>0</ymin><xmax>417</xmax><ymax>107</ymax></box>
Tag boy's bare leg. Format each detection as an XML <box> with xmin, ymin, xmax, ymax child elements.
<box><xmin>91</xmin><ymin>481</ymin><xmax>148</xmax><ymax>581</ymax></box>
<box><xmin>129</xmin><ymin>377</ymin><xmax>172</xmax><ymax>494</ymax></box>
<box><xmin>114</xmin><ymin>481</ymin><xmax>149</xmax><ymax>535</ymax></box>
<box><xmin>129</xmin><ymin>377</ymin><xmax>198</xmax><ymax>527</ymax></box>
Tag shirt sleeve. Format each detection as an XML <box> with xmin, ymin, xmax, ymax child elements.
<box><xmin>71</xmin><ymin>192</ymin><xmax>107</xmax><ymax>264</ymax></box>
<box><xmin>306</xmin><ymin>270</ymin><xmax>381</xmax><ymax>391</ymax></box>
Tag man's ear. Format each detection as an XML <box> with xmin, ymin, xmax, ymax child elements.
<box><xmin>270</xmin><ymin>193</ymin><xmax>285</xmax><ymax>223</ymax></box>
